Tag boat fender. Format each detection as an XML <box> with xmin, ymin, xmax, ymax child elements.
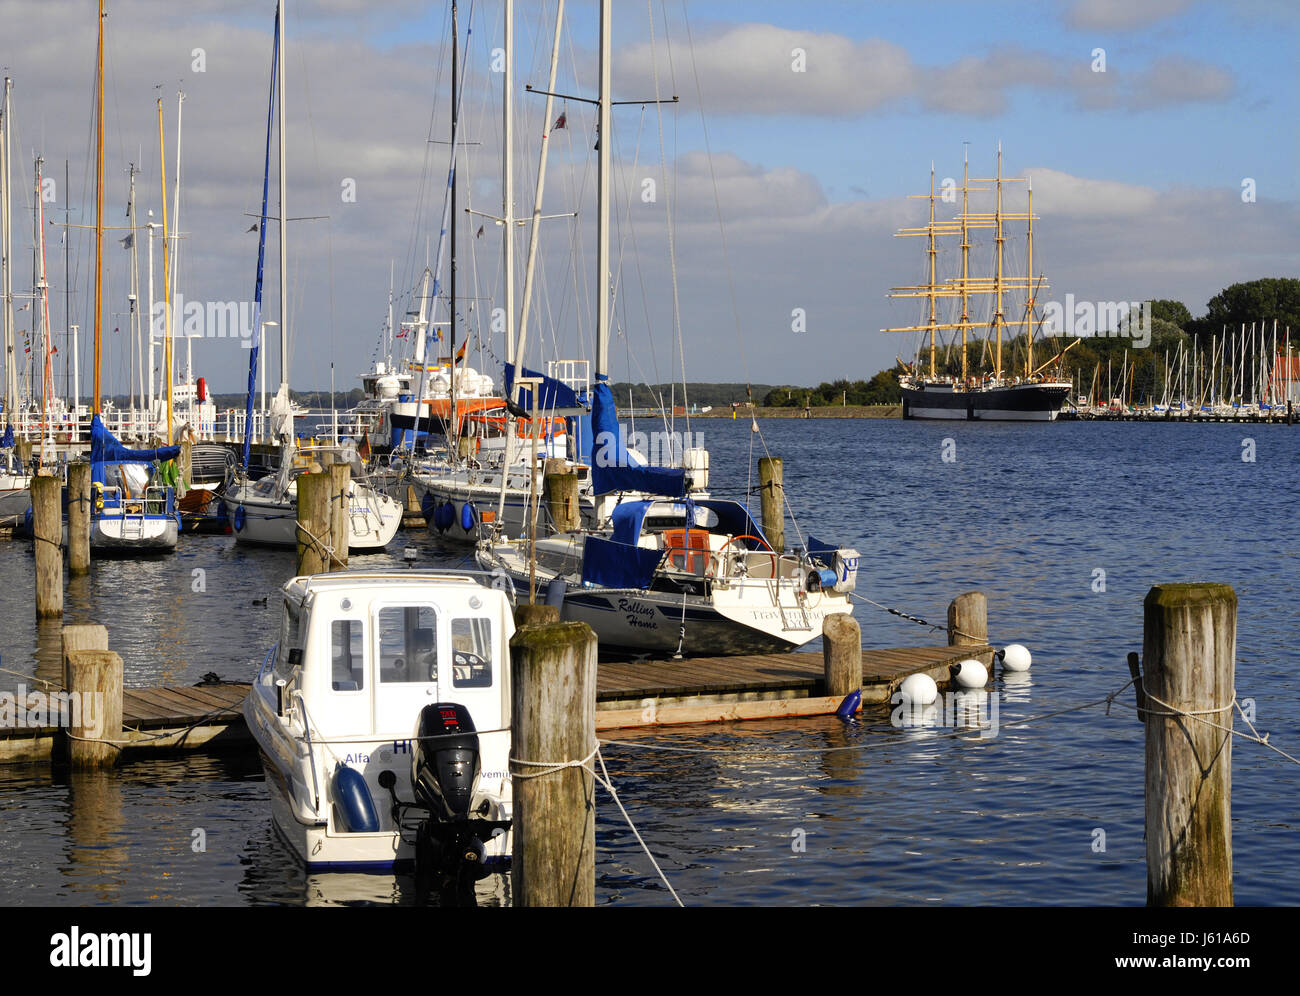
<box><xmin>898</xmin><ymin>672</ymin><xmax>938</xmax><ymax>706</ymax></box>
<box><xmin>835</xmin><ymin>688</ymin><xmax>861</xmax><ymax>720</ymax></box>
<box><xmin>333</xmin><ymin>764</ymin><xmax>380</xmax><ymax>834</ymax></box>
<box><xmin>460</xmin><ymin>501</ymin><xmax>476</xmax><ymax>532</ymax></box>
<box><xmin>545</xmin><ymin>576</ymin><xmax>567</xmax><ymax>608</ymax></box>
<box><xmin>420</xmin><ymin>492</ymin><xmax>437</xmax><ymax>522</ymax></box>
<box><xmin>233</xmin><ymin>505</ymin><xmax>246</xmax><ymax>532</ymax></box>
<box><xmin>952</xmin><ymin>658</ymin><xmax>988</xmax><ymax>688</ymax></box>
<box><xmin>434</xmin><ymin>501</ymin><xmax>454</xmax><ymax>532</ymax></box>
<box><xmin>92</xmin><ymin>481</ymin><xmax>104</xmax><ymax>511</ymax></box>
<box><xmin>999</xmin><ymin>644</ymin><xmax>1032</xmax><ymax>672</ymax></box>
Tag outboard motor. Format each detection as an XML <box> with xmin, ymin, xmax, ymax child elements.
<box><xmin>379</xmin><ymin>703</ymin><xmax>510</xmax><ymax>905</ymax></box>
<box><xmin>412</xmin><ymin>703</ymin><xmax>481</xmax><ymax>823</ymax></box>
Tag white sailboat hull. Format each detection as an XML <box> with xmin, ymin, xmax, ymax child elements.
<box><xmin>227</xmin><ymin>485</ymin><xmax>402</xmax><ymax>552</ymax></box>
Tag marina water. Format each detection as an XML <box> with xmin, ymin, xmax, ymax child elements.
<box><xmin>0</xmin><ymin>419</ymin><xmax>1296</xmax><ymax>905</ymax></box>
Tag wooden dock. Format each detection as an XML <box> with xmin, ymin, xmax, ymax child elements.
<box><xmin>595</xmin><ymin>644</ymin><xmax>992</xmax><ymax>729</ymax></box>
<box><xmin>0</xmin><ymin>681</ymin><xmax>250</xmax><ymax>764</ymax></box>
<box><xmin>1</xmin><ymin>642</ymin><xmax>993</xmax><ymax>763</ymax></box>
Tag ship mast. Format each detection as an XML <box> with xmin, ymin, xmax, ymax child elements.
<box><xmin>1025</xmin><ymin>177</ymin><xmax>1033</xmax><ymax>379</ymax></box>
<box><xmin>926</xmin><ymin>165</ymin><xmax>936</xmax><ymax>379</ymax></box>
<box><xmin>993</xmin><ymin>144</ymin><xmax>1004</xmax><ymax>383</ymax></box>
<box><xmin>960</xmin><ymin>148</ymin><xmax>969</xmax><ymax>382</ymax></box>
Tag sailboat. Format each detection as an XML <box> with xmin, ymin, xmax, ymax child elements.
<box><xmin>883</xmin><ymin>148</ymin><xmax>1073</xmax><ymax>421</ymax></box>
<box><xmin>222</xmin><ymin>0</ymin><xmax>400</xmax><ymax>553</ymax></box>
<box><xmin>477</xmin><ymin>0</ymin><xmax>859</xmax><ymax>657</ymax></box>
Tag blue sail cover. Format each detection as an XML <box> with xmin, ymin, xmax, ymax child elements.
<box><xmin>504</xmin><ymin>363</ymin><xmax>587</xmax><ymax>415</ymax></box>
<box><xmin>2</xmin><ymin>425</ymin><xmax>12</xmax><ymax>448</ymax></box>
<box><xmin>90</xmin><ymin>415</ymin><xmax>180</xmax><ymax>485</ymax></box>
<box><xmin>590</xmin><ymin>380</ymin><xmax>686</xmax><ymax>497</ymax></box>
<box><xmin>579</xmin><ymin>534</ymin><xmax>663</xmax><ymax>590</ymax></box>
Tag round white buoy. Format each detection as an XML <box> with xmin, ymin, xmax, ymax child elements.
<box><xmin>1001</xmin><ymin>644</ymin><xmax>1032</xmax><ymax>672</ymax></box>
<box><xmin>953</xmin><ymin>658</ymin><xmax>988</xmax><ymax>688</ymax></box>
<box><xmin>899</xmin><ymin>672</ymin><xmax>938</xmax><ymax>705</ymax></box>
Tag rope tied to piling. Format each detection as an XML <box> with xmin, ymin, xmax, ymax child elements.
<box><xmin>294</xmin><ymin>518</ymin><xmax>344</xmax><ymax>569</ymax></box>
<box><xmin>508</xmin><ymin>741</ymin><xmax>599</xmax><ymax>780</ymax></box>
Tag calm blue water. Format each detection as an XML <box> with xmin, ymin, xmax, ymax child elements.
<box><xmin>1</xmin><ymin>419</ymin><xmax>1296</xmax><ymax>905</ymax></box>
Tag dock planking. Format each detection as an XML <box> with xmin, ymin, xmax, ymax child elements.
<box><xmin>1</xmin><ymin>643</ymin><xmax>994</xmax><ymax>761</ymax></box>
<box><xmin>0</xmin><ymin>682</ymin><xmax>251</xmax><ymax>764</ymax></box>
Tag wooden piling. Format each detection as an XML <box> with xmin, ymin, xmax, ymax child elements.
<box><xmin>515</xmin><ymin>603</ymin><xmax>560</xmax><ymax>628</ymax></box>
<box><xmin>32</xmin><ymin>474</ymin><xmax>62</xmax><ymax>618</ymax></box>
<box><xmin>510</xmin><ymin>620</ymin><xmax>597</xmax><ymax>907</ymax></box>
<box><xmin>543</xmin><ymin>459</ymin><xmax>579</xmax><ymax>533</ymax></box>
<box><xmin>947</xmin><ymin>591</ymin><xmax>987</xmax><ymax>647</ymax></box>
<box><xmin>822</xmin><ymin>613</ymin><xmax>861</xmax><ymax>699</ymax></box>
<box><xmin>1142</xmin><ymin>582</ymin><xmax>1236</xmax><ymax>907</ymax></box>
<box><xmin>63</xmin><ymin>648</ymin><xmax>124</xmax><ymax>769</ymax></box>
<box><xmin>328</xmin><ymin>461</ymin><xmax>350</xmax><ymax>571</ymax></box>
<box><xmin>758</xmin><ymin>456</ymin><xmax>784</xmax><ymax>553</ymax></box>
<box><xmin>15</xmin><ymin>437</ymin><xmax>32</xmax><ymax>468</ymax></box>
<box><xmin>295</xmin><ymin>472</ymin><xmax>331</xmax><ymax>576</ymax></box>
<box><xmin>61</xmin><ymin>624</ymin><xmax>109</xmax><ymax>686</ymax></box>
<box><xmin>67</xmin><ymin>461</ymin><xmax>92</xmax><ymax>575</ymax></box>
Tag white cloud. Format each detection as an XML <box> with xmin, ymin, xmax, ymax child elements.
<box><xmin>1064</xmin><ymin>0</ymin><xmax>1198</xmax><ymax>31</ymax></box>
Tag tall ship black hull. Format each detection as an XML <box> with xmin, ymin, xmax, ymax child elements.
<box><xmin>900</xmin><ymin>379</ymin><xmax>1071</xmax><ymax>421</ymax></box>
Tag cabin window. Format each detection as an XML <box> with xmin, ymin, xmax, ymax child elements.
<box><xmin>451</xmin><ymin>617</ymin><xmax>493</xmax><ymax>688</ymax></box>
<box><xmin>275</xmin><ymin>601</ymin><xmax>304</xmax><ymax>679</ymax></box>
<box><xmin>377</xmin><ymin>605</ymin><xmax>438</xmax><ymax>684</ymax></box>
<box><xmin>331</xmin><ymin>620</ymin><xmax>365</xmax><ymax>692</ymax></box>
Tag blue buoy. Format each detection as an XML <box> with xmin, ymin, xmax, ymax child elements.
<box><xmin>420</xmin><ymin>492</ymin><xmax>437</xmax><ymax>521</ymax></box>
<box><xmin>460</xmin><ymin>501</ymin><xmax>476</xmax><ymax>532</ymax></box>
<box><xmin>232</xmin><ymin>505</ymin><xmax>246</xmax><ymax>532</ymax></box>
<box><xmin>835</xmin><ymin>688</ymin><xmax>861</xmax><ymax>720</ymax></box>
<box><xmin>333</xmin><ymin>765</ymin><xmax>379</xmax><ymax>833</ymax></box>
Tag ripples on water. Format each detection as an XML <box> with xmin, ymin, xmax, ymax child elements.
<box><xmin>0</xmin><ymin>420</ymin><xmax>1296</xmax><ymax>905</ymax></box>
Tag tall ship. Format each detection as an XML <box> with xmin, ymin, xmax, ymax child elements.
<box><xmin>883</xmin><ymin>147</ymin><xmax>1073</xmax><ymax>421</ymax></box>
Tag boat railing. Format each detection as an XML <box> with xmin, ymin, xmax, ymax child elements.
<box><xmin>293</xmin><ymin>689</ymin><xmax>322</xmax><ymax>817</ymax></box>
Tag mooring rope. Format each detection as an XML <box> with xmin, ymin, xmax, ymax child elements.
<box><xmin>849</xmin><ymin>591</ymin><xmax>984</xmax><ymax>643</ymax></box>
<box><xmin>1140</xmin><ymin>690</ymin><xmax>1300</xmax><ymax>767</ymax></box>
<box><xmin>507</xmin><ymin>741</ymin><xmax>684</xmax><ymax>906</ymax></box>
<box><xmin>593</xmin><ymin>746</ymin><xmax>684</xmax><ymax>907</ymax></box>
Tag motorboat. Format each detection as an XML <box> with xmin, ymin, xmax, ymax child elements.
<box><xmin>244</xmin><ymin>568</ymin><xmax>516</xmax><ymax>898</ymax></box>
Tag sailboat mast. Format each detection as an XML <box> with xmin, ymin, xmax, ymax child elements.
<box><xmin>128</xmin><ymin>162</ymin><xmax>139</xmax><ymax>412</ymax></box>
<box><xmin>93</xmin><ymin>0</ymin><xmax>105</xmax><ymax>415</ymax></box>
<box><xmin>1</xmin><ymin>78</ymin><xmax>14</xmax><ymax>424</ymax></box>
<box><xmin>926</xmin><ymin>166</ymin><xmax>936</xmax><ymax>379</ymax></box>
<box><xmin>277</xmin><ymin>0</ymin><xmax>288</xmax><ymax>396</ymax></box>
<box><xmin>596</xmin><ymin>0</ymin><xmax>612</xmax><ymax>378</ymax></box>
<box><xmin>502</xmin><ymin>0</ymin><xmax>514</xmax><ymax>363</ymax></box>
<box><xmin>449</xmin><ymin>0</ymin><xmax>458</xmax><ymax>459</ymax></box>
<box><xmin>514</xmin><ymin>0</ymin><xmax>564</xmax><ymax>385</ymax></box>
<box><xmin>158</xmin><ymin>98</ymin><xmax>173</xmax><ymax>444</ymax></box>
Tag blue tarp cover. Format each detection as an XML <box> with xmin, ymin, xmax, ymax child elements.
<box><xmin>505</xmin><ymin>363</ymin><xmax>586</xmax><ymax>415</ymax></box>
<box><xmin>580</xmin><ymin>534</ymin><xmax>663</xmax><ymax>590</ymax></box>
<box><xmin>590</xmin><ymin>381</ymin><xmax>686</xmax><ymax>497</ymax></box>
<box><xmin>90</xmin><ymin>414</ymin><xmax>180</xmax><ymax>485</ymax></box>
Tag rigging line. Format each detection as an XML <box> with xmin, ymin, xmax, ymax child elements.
<box><xmin>646</xmin><ymin>0</ymin><xmax>688</xmax><ymax>438</ymax></box>
<box><xmin>678</xmin><ymin>0</ymin><xmax>750</xmax><ymax>398</ymax></box>
<box><xmin>299</xmin><ymin>32</ymin><xmax>336</xmax><ymax>415</ymax></box>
